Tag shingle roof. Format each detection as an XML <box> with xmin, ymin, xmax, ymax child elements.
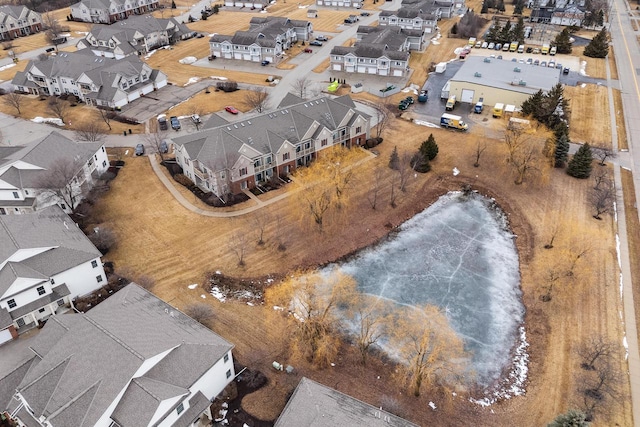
<box><xmin>111</xmin><ymin>377</ymin><xmax>188</xmax><ymax>426</ymax></box>
<box><xmin>331</xmin><ymin>44</ymin><xmax>410</xmax><ymax>60</ymax></box>
<box><xmin>275</xmin><ymin>378</ymin><xmax>420</xmax><ymax>427</ymax></box>
<box><xmin>13</xmin><ymin>284</ymin><xmax>233</xmax><ymax>427</ymax></box>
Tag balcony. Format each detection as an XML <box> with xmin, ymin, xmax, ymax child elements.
<box><xmin>193</xmin><ymin>167</ymin><xmax>208</xmax><ymax>181</ymax></box>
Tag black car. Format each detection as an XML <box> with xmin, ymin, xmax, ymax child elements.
<box><xmin>404</xmin><ymin>96</ymin><xmax>414</xmax><ymax>104</ymax></box>
<box><xmin>158</xmin><ymin>117</ymin><xmax>168</xmax><ymax>131</ymax></box>
<box><xmin>309</xmin><ymin>40</ymin><xmax>323</xmax><ymax>46</ymax></box>
<box><xmin>563</xmin><ymin>67</ymin><xmax>570</xmax><ymax>74</ymax></box>
<box><xmin>360</xmin><ymin>11</ymin><xmax>371</xmax><ymax>16</ymax></box>
<box><xmin>170</xmin><ymin>116</ymin><xmax>181</xmax><ymax>130</ymax></box>
<box><xmin>526</xmin><ymin>46</ymin><xmax>533</xmax><ymax>53</ymax></box>
<box><xmin>261</xmin><ymin>59</ymin><xmax>270</xmax><ymax>66</ymax></box>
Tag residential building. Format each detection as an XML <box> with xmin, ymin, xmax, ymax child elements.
<box><xmin>378</xmin><ymin>2</ymin><xmax>439</xmax><ymax>34</ymax></box>
<box><xmin>0</xmin><ymin>132</ymin><xmax>109</xmax><ymax>214</ymax></box>
<box><xmin>550</xmin><ymin>5</ymin><xmax>586</xmax><ymax>26</ymax></box>
<box><xmin>330</xmin><ymin>26</ymin><xmax>420</xmax><ymax>75</ymax></box>
<box><xmin>209</xmin><ymin>17</ymin><xmax>313</xmax><ymax>62</ymax></box>
<box><xmin>0</xmin><ymin>205</ymin><xmax>106</xmax><ymax>345</ymax></box>
<box><xmin>447</xmin><ymin>55</ymin><xmax>561</xmax><ymax>107</ymax></box>
<box><xmin>0</xmin><ymin>5</ymin><xmax>42</xmax><ymax>41</ymax></box>
<box><xmin>315</xmin><ymin>0</ymin><xmax>363</xmax><ymax>9</ymax></box>
<box><xmin>12</xmin><ymin>51</ymin><xmax>167</xmax><ymax>108</ymax></box>
<box><xmin>172</xmin><ymin>95</ymin><xmax>370</xmax><ymax>197</ymax></box>
<box><xmin>275</xmin><ymin>377</ymin><xmax>420</xmax><ymax>427</ymax></box>
<box><xmin>70</xmin><ymin>0</ymin><xmax>160</xmax><ymax>24</ymax></box>
<box><xmin>76</xmin><ymin>15</ymin><xmax>196</xmax><ymax>59</ymax></box>
<box><xmin>0</xmin><ymin>283</ymin><xmax>235</xmax><ymax>427</ymax></box>
<box><xmin>222</xmin><ymin>0</ymin><xmax>271</xmax><ymax>10</ymax></box>
<box><xmin>530</xmin><ymin>0</ymin><xmax>586</xmax><ymax>24</ymax></box>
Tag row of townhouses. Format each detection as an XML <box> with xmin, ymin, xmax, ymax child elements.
<box><xmin>209</xmin><ymin>17</ymin><xmax>312</xmax><ymax>62</ymax></box>
<box><xmin>172</xmin><ymin>95</ymin><xmax>370</xmax><ymax>197</ymax></box>
<box><xmin>222</xmin><ymin>0</ymin><xmax>271</xmax><ymax>10</ymax></box>
<box><xmin>0</xmin><ymin>132</ymin><xmax>109</xmax><ymax>215</ymax></box>
<box><xmin>12</xmin><ymin>51</ymin><xmax>167</xmax><ymax>108</ymax></box>
<box><xmin>76</xmin><ymin>15</ymin><xmax>196</xmax><ymax>59</ymax></box>
<box><xmin>0</xmin><ymin>5</ymin><xmax>42</xmax><ymax>41</ymax></box>
<box><xmin>70</xmin><ymin>0</ymin><xmax>160</xmax><ymax>24</ymax></box>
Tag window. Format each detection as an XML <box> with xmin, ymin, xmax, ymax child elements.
<box><xmin>176</xmin><ymin>403</ymin><xmax>184</xmax><ymax>415</ymax></box>
<box><xmin>102</xmin><ymin>160</ymin><xmax>107</xmax><ymax>167</ymax></box>
<box><xmin>224</xmin><ymin>353</ymin><xmax>229</xmax><ymax>363</ymax></box>
<box><xmin>0</xmin><ymin>208</ymin><xmax>5</xmax><ymax>215</ymax></box>
<box><xmin>8</xmin><ymin>299</ymin><xmax>16</xmax><ymax>309</ymax></box>
<box><xmin>96</xmin><ymin>275</ymin><xmax>103</xmax><ymax>283</ymax></box>
<box><xmin>57</xmin><ymin>299</ymin><xmax>65</xmax><ymax>307</ymax></box>
<box><xmin>283</xmin><ymin>152</ymin><xmax>290</xmax><ymax>161</ymax></box>
<box><xmin>253</xmin><ymin>159</ymin><xmax>261</xmax><ymax>168</ymax></box>
<box><xmin>304</xmin><ymin>142</ymin><xmax>311</xmax><ymax>149</ymax></box>
<box><xmin>92</xmin><ymin>260</ymin><xmax>98</xmax><ymax>268</ymax></box>
<box><xmin>16</xmin><ymin>318</ymin><xmax>25</xmax><ymax>327</ymax></box>
<box><xmin>37</xmin><ymin>286</ymin><xmax>45</xmax><ymax>296</ymax></box>
<box><xmin>321</xmin><ymin>139</ymin><xmax>328</xmax><ymax>147</ymax></box>
<box><xmin>38</xmin><ymin>308</ymin><xmax>46</xmax><ymax>313</ymax></box>
<box><xmin>356</xmin><ymin>126</ymin><xmax>362</xmax><ymax>134</ymax></box>
<box><xmin>239</xmin><ymin>167</ymin><xmax>248</xmax><ymax>176</ymax></box>
<box><xmin>12</xmin><ymin>191</ymin><xmax>18</xmax><ymax>199</ymax></box>
<box><xmin>226</xmin><ymin>369</ymin><xmax>232</xmax><ymax>378</ymax></box>
<box><xmin>51</xmin><ymin>278</ymin><xmax>55</xmax><ymax>284</ymax></box>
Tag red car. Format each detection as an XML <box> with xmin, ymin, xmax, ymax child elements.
<box><xmin>225</xmin><ymin>106</ymin><xmax>239</xmax><ymax>114</ymax></box>
<box><xmin>303</xmin><ymin>48</ymin><xmax>313</xmax><ymax>53</ymax></box>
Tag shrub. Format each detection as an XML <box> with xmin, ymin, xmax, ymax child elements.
<box><xmin>173</xmin><ymin>173</ymin><xmax>194</xmax><ymax>187</ymax></box>
<box><xmin>216</xmin><ymin>80</ymin><xmax>238</xmax><ymax>92</ymax></box>
<box><xmin>411</xmin><ymin>152</ymin><xmax>431</xmax><ymax>173</ymax></box>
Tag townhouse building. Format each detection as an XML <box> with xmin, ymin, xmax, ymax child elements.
<box><xmin>0</xmin><ymin>5</ymin><xmax>42</xmax><ymax>41</ymax></box>
<box><xmin>70</xmin><ymin>0</ymin><xmax>160</xmax><ymax>24</ymax></box>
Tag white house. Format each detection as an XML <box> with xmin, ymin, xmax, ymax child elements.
<box><xmin>315</xmin><ymin>0</ymin><xmax>363</xmax><ymax>9</ymax></box>
<box><xmin>76</xmin><ymin>15</ymin><xmax>196</xmax><ymax>59</ymax></box>
<box><xmin>0</xmin><ymin>5</ymin><xmax>42</xmax><ymax>41</ymax></box>
<box><xmin>0</xmin><ymin>132</ymin><xmax>110</xmax><ymax>215</ymax></box>
<box><xmin>12</xmin><ymin>51</ymin><xmax>167</xmax><ymax>108</ymax></box>
<box><xmin>0</xmin><ymin>205</ymin><xmax>107</xmax><ymax>345</ymax></box>
<box><xmin>0</xmin><ymin>283</ymin><xmax>235</xmax><ymax>427</ymax></box>
<box><xmin>70</xmin><ymin>0</ymin><xmax>160</xmax><ymax>24</ymax></box>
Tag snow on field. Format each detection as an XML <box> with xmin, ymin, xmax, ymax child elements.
<box><xmin>179</xmin><ymin>56</ymin><xmax>197</xmax><ymax>64</ymax></box>
<box><xmin>32</xmin><ymin>117</ymin><xmax>64</xmax><ymax>126</ymax></box>
<box><xmin>326</xmin><ymin>192</ymin><xmax>526</xmax><ymax>392</ymax></box>
<box><xmin>0</xmin><ymin>63</ymin><xmax>15</xmax><ymax>72</ymax></box>
<box><xmin>184</xmin><ymin>77</ymin><xmax>200</xmax><ymax>86</ymax></box>
<box><xmin>414</xmin><ymin>119</ymin><xmax>439</xmax><ymax>128</ymax></box>
<box><xmin>579</xmin><ymin>60</ymin><xmax>588</xmax><ymax>76</ymax></box>
<box><xmin>188</xmin><ymin>283</ymin><xmax>198</xmax><ymax>289</ymax></box>
<box><xmin>210</xmin><ymin>286</ymin><xmax>226</xmax><ymax>302</ymax></box>
<box><xmin>210</xmin><ymin>76</ymin><xmax>228</xmax><ymax>81</ymax></box>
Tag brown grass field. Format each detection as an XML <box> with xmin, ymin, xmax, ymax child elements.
<box><xmin>613</xmin><ymin>89</ymin><xmax>628</xmax><ymax>150</ymax></box>
<box><xmin>165</xmin><ymin>88</ymin><xmax>255</xmax><ymax>116</ymax></box>
<box><xmin>573</xmin><ymin>45</ymin><xmax>607</xmax><ymax>79</ymax></box>
<box><xmin>565</xmin><ymin>84</ymin><xmax>611</xmax><ymax>145</ymax></box>
<box><xmin>608</xmin><ymin>46</ymin><xmax>618</xmax><ymax>80</ymax></box>
<box><xmin>621</xmin><ymin>168</ymin><xmax>640</xmax><ymax>350</ymax></box>
<box><xmin>93</xmin><ymin>112</ymin><xmax>631</xmax><ymax>426</ymax></box>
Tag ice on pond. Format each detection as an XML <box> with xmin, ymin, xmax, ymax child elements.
<box><xmin>328</xmin><ymin>192</ymin><xmax>524</xmax><ymax>386</ymax></box>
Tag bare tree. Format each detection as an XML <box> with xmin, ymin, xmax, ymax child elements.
<box><xmin>188</xmin><ymin>105</ymin><xmax>204</xmax><ymax>131</ymax></box>
<box><xmin>373</xmin><ymin>103</ymin><xmax>392</xmax><ymax>139</ymax></box>
<box><xmin>2</xmin><ymin>92</ymin><xmax>24</xmax><ymax>115</ymax></box>
<box><xmin>75</xmin><ymin>121</ymin><xmax>107</xmax><ymax>142</ymax></box>
<box><xmin>97</xmin><ymin>108</ymin><xmax>112</xmax><ymax>130</ymax></box>
<box><xmin>252</xmin><ymin>210</ymin><xmax>272</xmax><ymax>246</ymax></box>
<box><xmin>243</xmin><ymin>87</ymin><xmax>270</xmax><ymax>113</ymax></box>
<box><xmin>143</xmin><ymin>119</ymin><xmax>168</xmax><ymax>161</ymax></box>
<box><xmin>47</xmin><ymin>97</ymin><xmax>71</xmax><ymax>123</ymax></box>
<box><xmin>43</xmin><ymin>12</ymin><xmax>64</xmax><ymax>49</ymax></box>
<box><xmin>588</xmin><ymin>183</ymin><xmax>615</xmax><ymax>220</ymax></box>
<box><xmin>503</xmin><ymin>127</ymin><xmax>548</xmax><ymax>185</ymax></box>
<box><xmin>544</xmin><ymin>220</ymin><xmax>560</xmax><ymax>249</ymax></box>
<box><xmin>35</xmin><ymin>157</ymin><xmax>84</xmax><ymax>211</ymax></box>
<box><xmin>389</xmin><ymin>172</ymin><xmax>398</xmax><ymax>208</ymax></box>
<box><xmin>137</xmin><ymin>275</ymin><xmax>156</xmax><ymax>290</ymax></box>
<box><xmin>291</xmin><ymin>76</ymin><xmax>311</xmax><ymax>100</ymax></box>
<box><xmin>592</xmin><ymin>146</ymin><xmax>616</xmax><ymax>166</ymax></box>
<box><xmin>577</xmin><ymin>361</ymin><xmax>623</xmax><ymax>422</ymax></box>
<box><xmin>577</xmin><ymin>335</ymin><xmax>617</xmax><ymax>371</ymax></box>
<box><xmin>367</xmin><ymin>167</ymin><xmax>385</xmax><ymax>209</ymax></box>
<box><xmin>398</xmin><ymin>152</ymin><xmax>413</xmax><ymax>192</ymax></box>
<box><xmin>228</xmin><ymin>230</ymin><xmax>249</xmax><ymax>266</ymax></box>
<box><xmin>88</xmin><ymin>224</ymin><xmax>117</xmax><ymax>254</ymax></box>
<box><xmin>183</xmin><ymin>302</ymin><xmax>215</xmax><ymax>324</ymax></box>
<box><xmin>593</xmin><ymin>168</ymin><xmax>610</xmax><ymax>190</ymax></box>
<box><xmin>347</xmin><ymin>294</ymin><xmax>390</xmax><ymax>365</ymax></box>
<box><xmin>473</xmin><ymin>140</ymin><xmax>487</xmax><ymax>167</ymax></box>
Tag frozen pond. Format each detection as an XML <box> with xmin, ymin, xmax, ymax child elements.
<box><xmin>330</xmin><ymin>192</ymin><xmax>524</xmax><ymax>386</ymax></box>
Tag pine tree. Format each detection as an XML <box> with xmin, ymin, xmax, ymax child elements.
<box><xmin>497</xmin><ymin>0</ymin><xmax>506</xmax><ymax>12</ymax></box>
<box><xmin>596</xmin><ymin>9</ymin><xmax>604</xmax><ymax>26</ymax></box>
<box><xmin>389</xmin><ymin>146</ymin><xmax>400</xmax><ymax>170</ymax></box>
<box><xmin>553</xmin><ymin>28</ymin><xmax>573</xmax><ymax>54</ymax></box>
<box><xmin>420</xmin><ymin>134</ymin><xmax>439</xmax><ymax>160</ymax></box>
<box><xmin>411</xmin><ymin>152</ymin><xmax>431</xmax><ymax>173</ymax></box>
<box><xmin>567</xmin><ymin>143</ymin><xmax>593</xmax><ymax>179</ymax></box>
<box><xmin>481</xmin><ymin>1</ymin><xmax>489</xmax><ymax>13</ymax></box>
<box><xmin>499</xmin><ymin>21</ymin><xmax>512</xmax><ymax>44</ymax></box>
<box><xmin>554</xmin><ymin>133</ymin><xmax>570</xmax><ymax>168</ymax></box>
<box><xmin>513</xmin><ymin>0</ymin><xmax>524</xmax><ymax>14</ymax></box>
<box><xmin>171</xmin><ymin>0</ymin><xmax>176</xmax><ymax>8</ymax></box>
<box><xmin>521</xmin><ymin>90</ymin><xmax>545</xmax><ymax>119</ymax></box>
<box><xmin>451</xmin><ymin>22</ymin><xmax>458</xmax><ymax>34</ymax></box>
<box><xmin>584</xmin><ymin>28</ymin><xmax>609</xmax><ymax>58</ymax></box>
<box><xmin>512</xmin><ymin>17</ymin><xmax>525</xmax><ymax>43</ymax></box>
<box><xmin>486</xmin><ymin>23</ymin><xmax>500</xmax><ymax>42</ymax></box>
<box><xmin>547</xmin><ymin>409</ymin><xmax>590</xmax><ymax>427</ymax></box>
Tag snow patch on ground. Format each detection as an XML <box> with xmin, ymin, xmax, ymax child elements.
<box><xmin>179</xmin><ymin>56</ymin><xmax>197</xmax><ymax>64</ymax></box>
<box><xmin>188</xmin><ymin>284</ymin><xmax>198</xmax><ymax>289</ymax></box>
<box><xmin>623</xmin><ymin>336</ymin><xmax>629</xmax><ymax>360</ymax></box>
<box><xmin>200</xmin><ymin>294</ymin><xmax>207</xmax><ymax>299</ymax></box>
<box><xmin>183</xmin><ymin>77</ymin><xmax>200</xmax><ymax>86</ymax></box>
<box><xmin>616</xmin><ymin>234</ymin><xmax>623</xmax><ymax>299</ymax></box>
<box><xmin>0</xmin><ymin>63</ymin><xmax>15</xmax><ymax>72</ymax></box>
<box><xmin>210</xmin><ymin>286</ymin><xmax>226</xmax><ymax>302</ymax></box>
<box><xmin>210</xmin><ymin>76</ymin><xmax>228</xmax><ymax>81</ymax></box>
<box><xmin>580</xmin><ymin>83</ymin><xmax>587</xmax><ymax>88</ymax></box>
<box><xmin>32</xmin><ymin>117</ymin><xmax>64</xmax><ymax>126</ymax></box>
<box><xmin>414</xmin><ymin>119</ymin><xmax>439</xmax><ymax>128</ymax></box>
<box><xmin>273</xmin><ymin>305</ymin><xmax>284</xmax><ymax>311</ymax></box>
<box><xmin>75</xmin><ymin>31</ymin><xmax>89</xmax><ymax>36</ymax></box>
<box><xmin>452</xmin><ymin>167</ymin><xmax>460</xmax><ymax>176</ymax></box>
<box><xmin>579</xmin><ymin>60</ymin><xmax>588</xmax><ymax>76</ymax></box>
<box><xmin>429</xmin><ymin>402</ymin><xmax>437</xmax><ymax>410</ymax></box>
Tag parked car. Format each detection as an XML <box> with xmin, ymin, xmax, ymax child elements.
<box><xmin>497</xmin><ymin>54</ymin><xmax>503</xmax><ymax>59</ymax></box>
<box><xmin>488</xmin><ymin>42</ymin><xmax>495</xmax><ymax>49</ymax></box>
<box><xmin>495</xmin><ymin>43</ymin><xmax>502</xmax><ymax>50</ymax></box>
<box><xmin>533</xmin><ymin>47</ymin><xmax>540</xmax><ymax>54</ymax></box>
<box><xmin>398</xmin><ymin>101</ymin><xmax>410</xmax><ymax>111</ymax></box>
<box><xmin>404</xmin><ymin>96</ymin><xmax>414</xmax><ymax>104</ymax></box>
<box><xmin>548</xmin><ymin>61</ymin><xmax>555</xmax><ymax>68</ymax></box>
<box><xmin>481</xmin><ymin>41</ymin><xmax>488</xmax><ymax>49</ymax></box>
<box><xmin>225</xmin><ymin>106</ymin><xmax>239</xmax><ymax>114</ymax></box>
<box><xmin>303</xmin><ymin>48</ymin><xmax>313</xmax><ymax>53</ymax></box>
<box><xmin>159</xmin><ymin>140</ymin><xmax>169</xmax><ymax>154</ymax></box>
<box><xmin>309</xmin><ymin>40</ymin><xmax>323</xmax><ymax>46</ymax></box>
<box><xmin>534</xmin><ymin>59</ymin><xmax>540</xmax><ymax>65</ymax></box>
<box><xmin>316</xmin><ymin>35</ymin><xmax>328</xmax><ymax>41</ymax></box>
<box><xmin>261</xmin><ymin>60</ymin><xmax>270</xmax><ymax>66</ymax></box>
<box><xmin>360</xmin><ymin>11</ymin><xmax>371</xmax><ymax>16</ymax></box>
<box><xmin>563</xmin><ymin>67</ymin><xmax>570</xmax><ymax>74</ymax></box>
<box><xmin>526</xmin><ymin>58</ymin><xmax>533</xmax><ymax>65</ymax></box>
<box><xmin>474</xmin><ymin>41</ymin><xmax>482</xmax><ymax>48</ymax></box>
<box><xmin>157</xmin><ymin>117</ymin><xmax>168</xmax><ymax>131</ymax></box>
<box><xmin>526</xmin><ymin>46</ymin><xmax>533</xmax><ymax>53</ymax></box>
<box><xmin>191</xmin><ymin>114</ymin><xmax>201</xmax><ymax>124</ymax></box>
<box><xmin>170</xmin><ymin>116</ymin><xmax>180</xmax><ymax>130</ymax></box>
<box><xmin>555</xmin><ymin>63</ymin><xmax>562</xmax><ymax>69</ymax></box>
<box><xmin>540</xmin><ymin>61</ymin><xmax>547</xmax><ymax>67</ymax></box>
<box><xmin>135</xmin><ymin>144</ymin><xmax>145</xmax><ymax>156</ymax></box>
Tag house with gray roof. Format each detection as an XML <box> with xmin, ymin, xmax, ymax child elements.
<box><xmin>172</xmin><ymin>95</ymin><xmax>370</xmax><ymax>196</ymax></box>
<box><xmin>379</xmin><ymin>2</ymin><xmax>439</xmax><ymax>34</ymax></box>
<box><xmin>12</xmin><ymin>51</ymin><xmax>167</xmax><ymax>108</ymax></box>
<box><xmin>71</xmin><ymin>0</ymin><xmax>160</xmax><ymax>24</ymax></box>
<box><xmin>0</xmin><ymin>5</ymin><xmax>42</xmax><ymax>41</ymax></box>
<box><xmin>209</xmin><ymin>17</ymin><xmax>312</xmax><ymax>63</ymax></box>
<box><xmin>330</xmin><ymin>26</ymin><xmax>419</xmax><ymax>76</ymax></box>
<box><xmin>315</xmin><ymin>0</ymin><xmax>363</xmax><ymax>9</ymax></box>
<box><xmin>0</xmin><ymin>205</ymin><xmax>106</xmax><ymax>345</ymax></box>
<box><xmin>275</xmin><ymin>377</ymin><xmax>420</xmax><ymax>427</ymax></box>
<box><xmin>223</xmin><ymin>0</ymin><xmax>271</xmax><ymax>10</ymax></box>
<box><xmin>77</xmin><ymin>15</ymin><xmax>196</xmax><ymax>59</ymax></box>
<box><xmin>0</xmin><ymin>283</ymin><xmax>235</xmax><ymax>427</ymax></box>
<box><xmin>0</xmin><ymin>132</ymin><xmax>109</xmax><ymax>215</ymax></box>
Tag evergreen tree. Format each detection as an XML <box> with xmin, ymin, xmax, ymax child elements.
<box><xmin>514</xmin><ymin>0</ymin><xmax>524</xmax><ymax>14</ymax></box>
<box><xmin>512</xmin><ymin>17</ymin><xmax>525</xmax><ymax>43</ymax></box>
<box><xmin>481</xmin><ymin>1</ymin><xmax>489</xmax><ymax>13</ymax></box>
<box><xmin>584</xmin><ymin>28</ymin><xmax>609</xmax><ymax>58</ymax></box>
<box><xmin>542</xmin><ymin>83</ymin><xmax>570</xmax><ymax>129</ymax></box>
<box><xmin>171</xmin><ymin>0</ymin><xmax>176</xmax><ymax>8</ymax></box>
<box><xmin>596</xmin><ymin>9</ymin><xmax>604</xmax><ymax>26</ymax></box>
<box><xmin>389</xmin><ymin>146</ymin><xmax>400</xmax><ymax>170</ymax></box>
<box><xmin>553</xmin><ymin>28</ymin><xmax>573</xmax><ymax>54</ymax></box>
<box><xmin>567</xmin><ymin>143</ymin><xmax>593</xmax><ymax>179</ymax></box>
<box><xmin>451</xmin><ymin>22</ymin><xmax>458</xmax><ymax>34</ymax></box>
<box><xmin>486</xmin><ymin>23</ymin><xmax>500</xmax><ymax>42</ymax></box>
<box><xmin>498</xmin><ymin>21</ymin><xmax>512</xmax><ymax>44</ymax></box>
<box><xmin>554</xmin><ymin>133</ymin><xmax>570</xmax><ymax>168</ymax></box>
<box><xmin>411</xmin><ymin>152</ymin><xmax>431</xmax><ymax>173</ymax></box>
<box><xmin>548</xmin><ymin>409</ymin><xmax>590</xmax><ymax>427</ymax></box>
<box><xmin>497</xmin><ymin>0</ymin><xmax>506</xmax><ymax>12</ymax></box>
<box><xmin>420</xmin><ymin>134</ymin><xmax>439</xmax><ymax>160</ymax></box>
<box><xmin>521</xmin><ymin>90</ymin><xmax>545</xmax><ymax>119</ymax></box>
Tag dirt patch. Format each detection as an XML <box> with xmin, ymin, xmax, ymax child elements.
<box><xmin>564</xmin><ymin>84</ymin><xmax>611</xmax><ymax>145</ymax></box>
<box><xmin>613</xmin><ymin>89</ymin><xmax>628</xmax><ymax>150</ymax></box>
<box><xmin>621</xmin><ymin>168</ymin><xmax>640</xmax><ymax>348</ymax></box>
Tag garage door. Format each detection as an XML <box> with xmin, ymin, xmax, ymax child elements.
<box><xmin>0</xmin><ymin>329</ymin><xmax>13</xmax><ymax>345</ymax></box>
<box><xmin>461</xmin><ymin>89</ymin><xmax>475</xmax><ymax>103</ymax></box>
<box><xmin>393</xmin><ymin>69</ymin><xmax>403</xmax><ymax>76</ymax></box>
<box><xmin>358</xmin><ymin>66</ymin><xmax>366</xmax><ymax>73</ymax></box>
<box><xmin>333</xmin><ymin>64</ymin><xmax>342</xmax><ymax>71</ymax></box>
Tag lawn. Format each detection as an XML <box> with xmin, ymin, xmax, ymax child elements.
<box><xmin>621</xmin><ymin>168</ymin><xmax>640</xmax><ymax>349</ymax></box>
<box><xmin>613</xmin><ymin>88</ymin><xmax>628</xmax><ymax>150</ymax></box>
<box><xmin>165</xmin><ymin>88</ymin><xmax>256</xmax><ymax>116</ymax></box>
<box><xmin>564</xmin><ymin>83</ymin><xmax>611</xmax><ymax>146</ymax></box>
<box><xmin>92</xmin><ymin>112</ymin><xmax>631</xmax><ymax>426</ymax></box>
<box><xmin>572</xmin><ymin>44</ymin><xmax>607</xmax><ymax>79</ymax></box>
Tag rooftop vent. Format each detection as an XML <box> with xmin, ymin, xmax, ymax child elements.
<box><xmin>513</xmin><ymin>67</ymin><xmax>521</xmax><ymax>72</ymax></box>
<box><xmin>518</xmin><ymin>80</ymin><xmax>527</xmax><ymax>86</ymax></box>
<box><xmin>474</xmin><ymin>72</ymin><xmax>482</xmax><ymax>77</ymax></box>
<box><xmin>483</xmin><ymin>57</ymin><xmax>491</xmax><ymax>63</ymax></box>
